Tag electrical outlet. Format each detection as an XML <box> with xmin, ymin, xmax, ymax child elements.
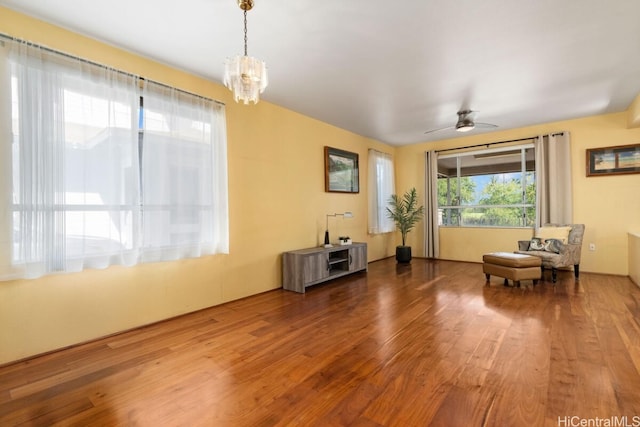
<box><xmin>589</xmin><ymin>243</ymin><xmax>596</xmax><ymax>251</ymax></box>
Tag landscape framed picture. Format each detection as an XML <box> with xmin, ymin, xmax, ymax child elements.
<box><xmin>586</xmin><ymin>143</ymin><xmax>640</xmax><ymax>177</ymax></box>
<box><xmin>324</xmin><ymin>146</ymin><xmax>359</xmax><ymax>193</ymax></box>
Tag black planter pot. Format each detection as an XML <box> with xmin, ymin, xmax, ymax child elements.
<box><xmin>395</xmin><ymin>246</ymin><xmax>412</xmax><ymax>263</ymax></box>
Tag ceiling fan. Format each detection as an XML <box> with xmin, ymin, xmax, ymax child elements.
<box><xmin>424</xmin><ymin>110</ymin><xmax>498</xmax><ymax>135</ymax></box>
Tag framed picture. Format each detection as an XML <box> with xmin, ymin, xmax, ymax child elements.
<box><xmin>324</xmin><ymin>146</ymin><xmax>359</xmax><ymax>193</ymax></box>
<box><xmin>586</xmin><ymin>144</ymin><xmax>640</xmax><ymax>177</ymax></box>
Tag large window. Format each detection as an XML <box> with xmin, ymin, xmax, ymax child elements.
<box><xmin>0</xmin><ymin>39</ymin><xmax>228</xmax><ymax>280</ymax></box>
<box><xmin>437</xmin><ymin>145</ymin><xmax>535</xmax><ymax>227</ymax></box>
<box><xmin>139</xmin><ymin>82</ymin><xmax>229</xmax><ymax>262</ymax></box>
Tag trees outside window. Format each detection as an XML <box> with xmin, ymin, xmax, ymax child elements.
<box><xmin>437</xmin><ymin>146</ymin><xmax>535</xmax><ymax>228</ymax></box>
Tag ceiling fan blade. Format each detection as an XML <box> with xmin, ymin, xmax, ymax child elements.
<box><xmin>474</xmin><ymin>122</ymin><xmax>499</xmax><ymax>129</ymax></box>
<box><xmin>424</xmin><ymin>109</ymin><xmax>497</xmax><ymax>135</ymax></box>
<box><xmin>424</xmin><ymin>125</ymin><xmax>455</xmax><ymax>134</ymax></box>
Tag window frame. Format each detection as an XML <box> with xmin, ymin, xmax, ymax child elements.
<box><xmin>437</xmin><ymin>144</ymin><xmax>535</xmax><ymax>228</ymax></box>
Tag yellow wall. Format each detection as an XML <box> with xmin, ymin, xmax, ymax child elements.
<box><xmin>0</xmin><ymin>8</ymin><xmax>396</xmax><ymax>364</ymax></box>
<box><xmin>2</xmin><ymin>7</ymin><xmax>640</xmax><ymax>365</ymax></box>
<box><xmin>396</xmin><ymin>113</ymin><xmax>640</xmax><ymax>274</ymax></box>
<box><xmin>438</xmin><ymin>228</ymin><xmax>532</xmax><ymax>262</ymax></box>
<box><xmin>628</xmin><ymin>93</ymin><xmax>640</xmax><ymax>128</ymax></box>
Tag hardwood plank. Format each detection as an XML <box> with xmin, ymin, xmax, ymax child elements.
<box><xmin>1</xmin><ymin>258</ymin><xmax>639</xmax><ymax>426</ymax></box>
<box><xmin>428</xmin><ymin>385</ymin><xmax>497</xmax><ymax>427</ymax></box>
<box><xmin>7</xmin><ymin>396</ymin><xmax>94</xmax><ymax>426</ymax></box>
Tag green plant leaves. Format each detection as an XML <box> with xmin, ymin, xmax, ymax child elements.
<box><xmin>386</xmin><ymin>187</ymin><xmax>425</xmax><ymax>246</ymax></box>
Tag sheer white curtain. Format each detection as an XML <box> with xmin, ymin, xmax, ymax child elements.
<box><xmin>0</xmin><ymin>39</ymin><xmax>229</xmax><ymax>280</ymax></box>
<box><xmin>1</xmin><ymin>39</ymin><xmax>140</xmax><ymax>279</ymax></box>
<box><xmin>140</xmin><ymin>81</ymin><xmax>228</xmax><ymax>262</ymax></box>
<box><xmin>367</xmin><ymin>149</ymin><xmax>395</xmax><ymax>234</ymax></box>
<box><xmin>424</xmin><ymin>150</ymin><xmax>439</xmax><ymax>258</ymax></box>
<box><xmin>534</xmin><ymin>132</ymin><xmax>572</xmax><ymax>226</ymax></box>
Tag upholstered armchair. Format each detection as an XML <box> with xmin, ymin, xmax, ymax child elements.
<box><xmin>516</xmin><ymin>224</ymin><xmax>585</xmax><ymax>283</ymax></box>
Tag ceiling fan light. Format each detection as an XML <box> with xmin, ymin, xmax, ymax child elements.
<box><xmin>455</xmin><ymin>112</ymin><xmax>475</xmax><ymax>132</ymax></box>
<box><xmin>456</xmin><ymin>121</ymin><xmax>475</xmax><ymax>132</ymax></box>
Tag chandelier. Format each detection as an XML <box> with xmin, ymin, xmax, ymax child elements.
<box><xmin>224</xmin><ymin>0</ymin><xmax>268</xmax><ymax>105</ymax></box>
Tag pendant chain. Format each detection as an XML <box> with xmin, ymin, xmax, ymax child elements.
<box><xmin>243</xmin><ymin>10</ymin><xmax>248</xmax><ymax>56</ymax></box>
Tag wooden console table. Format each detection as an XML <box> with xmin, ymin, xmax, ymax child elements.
<box><xmin>282</xmin><ymin>243</ymin><xmax>367</xmax><ymax>293</ymax></box>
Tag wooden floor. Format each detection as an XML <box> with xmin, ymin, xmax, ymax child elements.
<box><xmin>1</xmin><ymin>258</ymin><xmax>640</xmax><ymax>427</ymax></box>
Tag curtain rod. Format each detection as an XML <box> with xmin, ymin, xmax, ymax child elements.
<box><xmin>369</xmin><ymin>148</ymin><xmax>392</xmax><ymax>156</ymax></box>
<box><xmin>0</xmin><ymin>33</ymin><xmax>225</xmax><ymax>106</ymax></box>
<box><xmin>435</xmin><ymin>132</ymin><xmax>565</xmax><ymax>154</ymax></box>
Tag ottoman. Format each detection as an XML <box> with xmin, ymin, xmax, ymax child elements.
<box><xmin>483</xmin><ymin>252</ymin><xmax>542</xmax><ymax>287</ymax></box>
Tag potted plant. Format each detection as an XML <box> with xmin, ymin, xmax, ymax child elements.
<box><xmin>386</xmin><ymin>187</ymin><xmax>425</xmax><ymax>263</ymax></box>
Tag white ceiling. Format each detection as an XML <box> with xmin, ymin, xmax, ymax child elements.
<box><xmin>2</xmin><ymin>0</ymin><xmax>640</xmax><ymax>146</ymax></box>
